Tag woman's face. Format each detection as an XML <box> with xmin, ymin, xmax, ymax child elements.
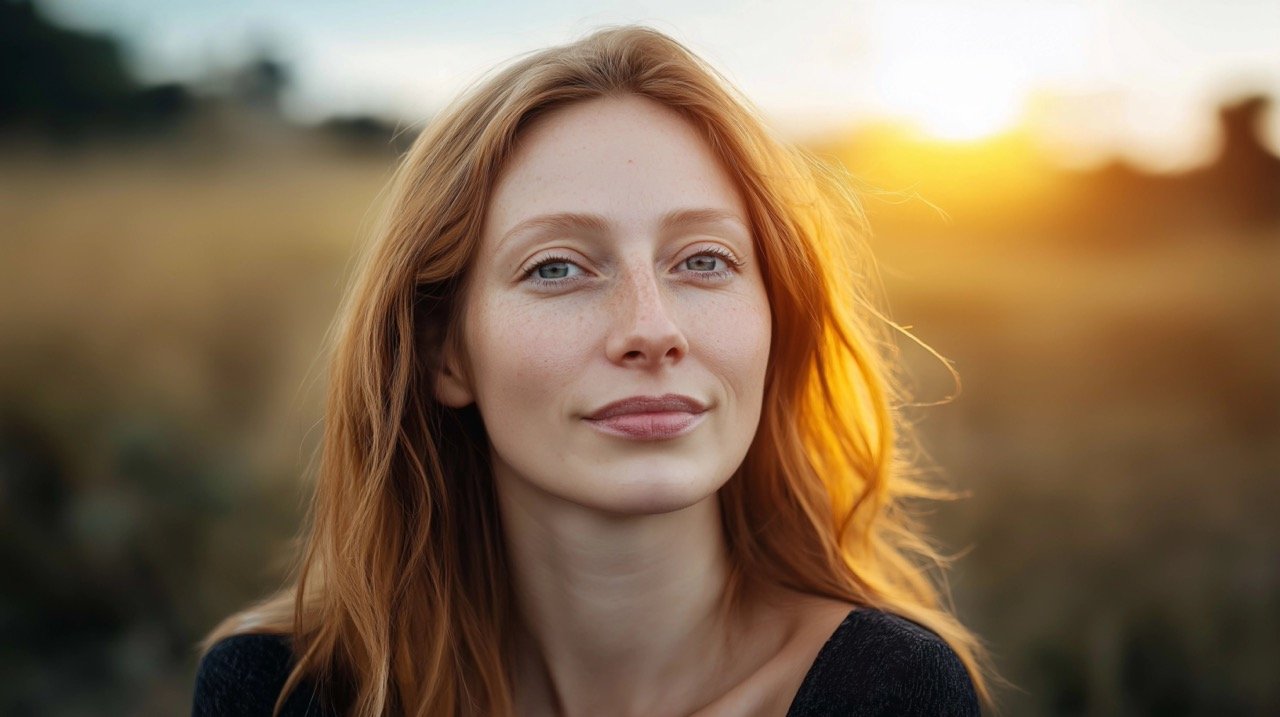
<box><xmin>435</xmin><ymin>93</ymin><xmax>771</xmax><ymax>515</ymax></box>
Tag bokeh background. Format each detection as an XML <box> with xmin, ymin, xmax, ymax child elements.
<box><xmin>2</xmin><ymin>1</ymin><xmax>1277</xmax><ymax>714</ymax></box>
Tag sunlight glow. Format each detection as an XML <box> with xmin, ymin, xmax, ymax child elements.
<box><xmin>867</xmin><ymin>1</ymin><xmax>1094</xmax><ymax>143</ymax></box>
<box><xmin>889</xmin><ymin>77</ymin><xmax>1023</xmax><ymax>142</ymax></box>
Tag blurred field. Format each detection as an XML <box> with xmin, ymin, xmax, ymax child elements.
<box><xmin>0</xmin><ymin>135</ymin><xmax>392</xmax><ymax>714</ymax></box>
<box><xmin>875</xmin><ymin>232</ymin><xmax>1280</xmax><ymax>714</ymax></box>
<box><xmin>2</xmin><ymin>125</ymin><xmax>1278</xmax><ymax>716</ymax></box>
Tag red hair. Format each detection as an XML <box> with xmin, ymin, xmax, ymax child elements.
<box><xmin>202</xmin><ymin>24</ymin><xmax>993</xmax><ymax>715</ymax></box>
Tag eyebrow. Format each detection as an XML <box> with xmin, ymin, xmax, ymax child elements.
<box><xmin>498</xmin><ymin>207</ymin><xmax>749</xmax><ymax>250</ymax></box>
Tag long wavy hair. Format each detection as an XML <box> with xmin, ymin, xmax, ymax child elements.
<box><xmin>202</xmin><ymin>24</ymin><xmax>993</xmax><ymax>715</ymax></box>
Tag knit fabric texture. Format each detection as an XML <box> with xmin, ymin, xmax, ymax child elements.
<box><xmin>193</xmin><ymin>608</ymin><xmax>980</xmax><ymax>716</ymax></box>
<box><xmin>783</xmin><ymin>608</ymin><xmax>980</xmax><ymax>716</ymax></box>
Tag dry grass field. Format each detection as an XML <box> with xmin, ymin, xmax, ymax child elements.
<box><xmin>2</xmin><ymin>135</ymin><xmax>1277</xmax><ymax>715</ymax></box>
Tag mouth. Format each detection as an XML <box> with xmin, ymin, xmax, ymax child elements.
<box><xmin>582</xmin><ymin>393</ymin><xmax>710</xmax><ymax>441</ymax></box>
<box><xmin>584</xmin><ymin>393</ymin><xmax>709</xmax><ymax>420</ymax></box>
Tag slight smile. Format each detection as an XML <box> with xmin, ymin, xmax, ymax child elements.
<box><xmin>583</xmin><ymin>410</ymin><xmax>708</xmax><ymax>440</ymax></box>
<box><xmin>582</xmin><ymin>393</ymin><xmax>710</xmax><ymax>441</ymax></box>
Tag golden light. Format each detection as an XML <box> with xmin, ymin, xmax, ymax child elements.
<box><xmin>883</xmin><ymin>73</ymin><xmax>1024</xmax><ymax>142</ymax></box>
<box><xmin>866</xmin><ymin>1</ymin><xmax>1092</xmax><ymax>144</ymax></box>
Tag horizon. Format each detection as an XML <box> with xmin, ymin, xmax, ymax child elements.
<box><xmin>33</xmin><ymin>0</ymin><xmax>1280</xmax><ymax>171</ymax></box>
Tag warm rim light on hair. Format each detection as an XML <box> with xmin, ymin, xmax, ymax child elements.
<box><xmin>200</xmin><ymin>24</ymin><xmax>999</xmax><ymax>716</ymax></box>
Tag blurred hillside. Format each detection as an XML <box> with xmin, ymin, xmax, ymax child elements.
<box><xmin>815</xmin><ymin>95</ymin><xmax>1280</xmax><ymax>240</ymax></box>
<box><xmin>2</xmin><ymin>2</ymin><xmax>1278</xmax><ymax>715</ymax></box>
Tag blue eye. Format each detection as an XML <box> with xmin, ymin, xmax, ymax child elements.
<box><xmin>683</xmin><ymin>246</ymin><xmax>743</xmax><ymax>280</ymax></box>
<box><xmin>522</xmin><ymin>255</ymin><xmax>583</xmax><ymax>287</ymax></box>
<box><xmin>534</xmin><ymin>259</ymin><xmax>578</xmax><ymax>280</ymax></box>
<box><xmin>680</xmin><ymin>250</ymin><xmax>732</xmax><ymax>275</ymax></box>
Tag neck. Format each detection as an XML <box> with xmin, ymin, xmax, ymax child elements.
<box><xmin>494</xmin><ymin>462</ymin><xmax>755</xmax><ymax>716</ymax></box>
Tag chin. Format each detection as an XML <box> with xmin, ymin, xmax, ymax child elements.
<box><xmin>588</xmin><ymin>471</ymin><xmax>724</xmax><ymax>517</ymax></box>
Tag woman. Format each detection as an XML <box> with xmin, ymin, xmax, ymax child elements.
<box><xmin>194</xmin><ymin>25</ymin><xmax>992</xmax><ymax>716</ymax></box>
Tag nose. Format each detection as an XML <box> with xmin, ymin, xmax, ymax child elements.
<box><xmin>604</xmin><ymin>260</ymin><xmax>689</xmax><ymax>369</ymax></box>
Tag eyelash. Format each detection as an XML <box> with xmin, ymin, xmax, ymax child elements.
<box><xmin>521</xmin><ymin>246</ymin><xmax>745</xmax><ymax>288</ymax></box>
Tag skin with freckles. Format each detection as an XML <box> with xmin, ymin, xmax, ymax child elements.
<box><xmin>448</xmin><ymin>96</ymin><xmax>770</xmax><ymax>518</ymax></box>
<box><xmin>433</xmin><ymin>94</ymin><xmax>853</xmax><ymax>717</ymax></box>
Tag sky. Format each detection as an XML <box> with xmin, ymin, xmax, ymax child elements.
<box><xmin>41</xmin><ymin>0</ymin><xmax>1280</xmax><ymax>170</ymax></box>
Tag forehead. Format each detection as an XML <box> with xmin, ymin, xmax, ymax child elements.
<box><xmin>483</xmin><ymin>94</ymin><xmax>748</xmax><ymax>245</ymax></box>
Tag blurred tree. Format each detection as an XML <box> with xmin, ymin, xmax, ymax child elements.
<box><xmin>232</xmin><ymin>54</ymin><xmax>289</xmax><ymax>115</ymax></box>
<box><xmin>0</xmin><ymin>0</ymin><xmax>135</xmax><ymax>135</ymax></box>
<box><xmin>1207</xmin><ymin>96</ymin><xmax>1280</xmax><ymax>230</ymax></box>
<box><xmin>0</xmin><ymin>0</ymin><xmax>192</xmax><ymax>139</ymax></box>
<box><xmin>317</xmin><ymin>114</ymin><xmax>413</xmax><ymax>154</ymax></box>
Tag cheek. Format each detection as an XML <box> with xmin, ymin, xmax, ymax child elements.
<box><xmin>468</xmin><ymin>296</ymin><xmax>589</xmax><ymax>405</ymax></box>
<box><xmin>698</xmin><ymin>292</ymin><xmax>772</xmax><ymax>389</ymax></box>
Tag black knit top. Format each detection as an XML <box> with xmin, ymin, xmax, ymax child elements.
<box><xmin>192</xmin><ymin>608</ymin><xmax>980</xmax><ymax>716</ymax></box>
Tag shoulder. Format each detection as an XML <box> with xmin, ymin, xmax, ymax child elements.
<box><xmin>787</xmin><ymin>608</ymin><xmax>981</xmax><ymax>717</ymax></box>
<box><xmin>193</xmin><ymin>633</ymin><xmax>330</xmax><ymax>717</ymax></box>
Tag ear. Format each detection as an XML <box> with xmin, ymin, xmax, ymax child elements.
<box><xmin>431</xmin><ymin>343</ymin><xmax>475</xmax><ymax>409</ymax></box>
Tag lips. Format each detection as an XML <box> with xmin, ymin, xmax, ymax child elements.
<box><xmin>582</xmin><ymin>393</ymin><xmax>710</xmax><ymax>440</ymax></box>
<box><xmin>584</xmin><ymin>393</ymin><xmax>709</xmax><ymax>420</ymax></box>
